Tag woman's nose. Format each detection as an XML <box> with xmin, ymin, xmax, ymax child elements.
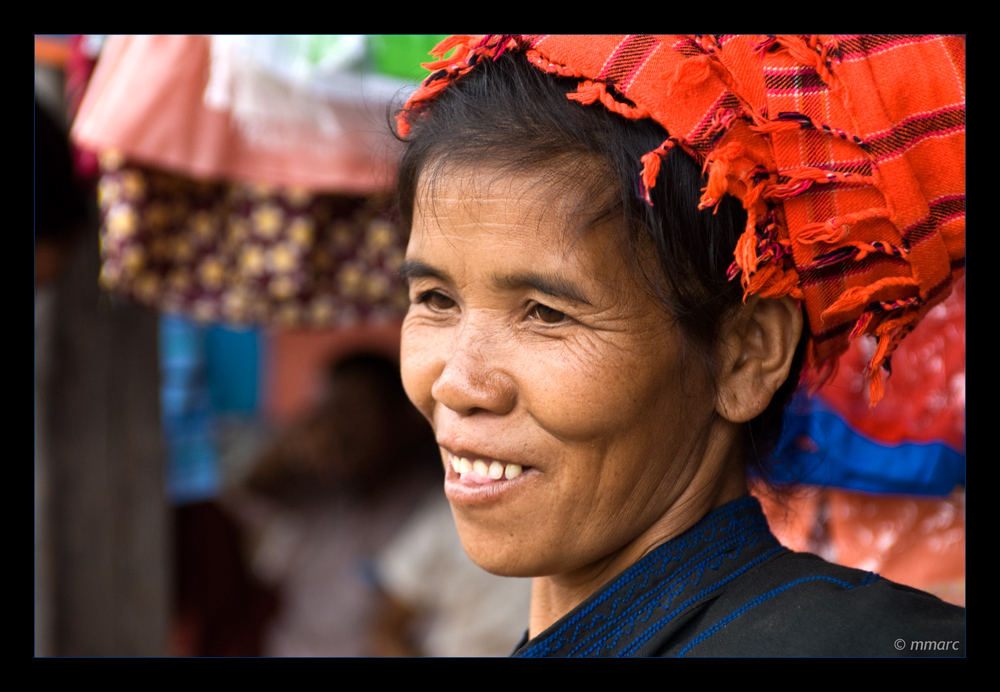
<box><xmin>431</xmin><ymin>325</ymin><xmax>517</xmax><ymax>417</ymax></box>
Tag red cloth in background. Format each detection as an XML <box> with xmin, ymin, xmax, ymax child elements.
<box><xmin>757</xmin><ymin>487</ymin><xmax>965</xmax><ymax>607</ymax></box>
<box><xmin>816</xmin><ymin>275</ymin><xmax>965</xmax><ymax>452</ymax></box>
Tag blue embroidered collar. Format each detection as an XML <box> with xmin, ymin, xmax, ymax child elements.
<box><xmin>513</xmin><ymin>496</ymin><xmax>783</xmax><ymax>657</ymax></box>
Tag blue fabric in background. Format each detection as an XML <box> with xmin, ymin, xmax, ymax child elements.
<box><xmin>204</xmin><ymin>325</ymin><xmax>259</xmax><ymax>414</ymax></box>
<box><xmin>160</xmin><ymin>315</ymin><xmax>261</xmax><ymax>504</ymax></box>
<box><xmin>769</xmin><ymin>393</ymin><xmax>966</xmax><ymax>496</ymax></box>
<box><xmin>160</xmin><ymin>315</ymin><xmax>218</xmax><ymax>504</ymax></box>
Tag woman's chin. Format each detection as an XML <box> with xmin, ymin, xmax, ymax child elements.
<box><xmin>449</xmin><ymin>509</ymin><xmax>548</xmax><ymax>578</ymax></box>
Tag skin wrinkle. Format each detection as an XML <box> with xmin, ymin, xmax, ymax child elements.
<box><xmin>400</xmin><ymin>165</ymin><xmax>755</xmax><ymax>636</ymax></box>
<box><xmin>420</xmin><ymin>155</ymin><xmax>626</xmax><ymax>287</ymax></box>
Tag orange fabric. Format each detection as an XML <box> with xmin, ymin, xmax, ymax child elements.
<box><xmin>818</xmin><ymin>274</ymin><xmax>965</xmax><ymax>446</ymax></box>
<box><xmin>399</xmin><ymin>35</ymin><xmax>966</xmax><ymax>402</ymax></box>
<box><xmin>35</xmin><ymin>36</ymin><xmax>70</xmax><ymax>68</ymax></box>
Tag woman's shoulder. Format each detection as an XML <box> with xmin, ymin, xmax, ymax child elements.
<box><xmin>514</xmin><ymin>499</ymin><xmax>964</xmax><ymax>657</ymax></box>
<box><xmin>666</xmin><ymin>548</ymin><xmax>965</xmax><ymax>657</ymax></box>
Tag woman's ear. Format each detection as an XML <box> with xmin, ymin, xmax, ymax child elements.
<box><xmin>715</xmin><ymin>296</ymin><xmax>803</xmax><ymax>423</ymax></box>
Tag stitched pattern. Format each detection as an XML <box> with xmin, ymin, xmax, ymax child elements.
<box><xmin>676</xmin><ymin>575</ymin><xmax>862</xmax><ymax>656</ymax></box>
<box><xmin>617</xmin><ymin>545</ymin><xmax>784</xmax><ymax>657</ymax></box>
<box><xmin>518</xmin><ymin>498</ymin><xmax>782</xmax><ymax>657</ymax></box>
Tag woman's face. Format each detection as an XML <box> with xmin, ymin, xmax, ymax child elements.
<box><xmin>400</xmin><ymin>165</ymin><xmax>724</xmax><ymax>579</ymax></box>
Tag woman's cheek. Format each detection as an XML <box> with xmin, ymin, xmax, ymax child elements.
<box><xmin>517</xmin><ymin>344</ymin><xmax>620</xmax><ymax>439</ymax></box>
<box><xmin>400</xmin><ymin>319</ymin><xmax>441</xmax><ymax>426</ymax></box>
<box><xmin>524</xmin><ymin>331</ymin><xmax>671</xmax><ymax>443</ymax></box>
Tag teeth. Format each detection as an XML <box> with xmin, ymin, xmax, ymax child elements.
<box><xmin>448</xmin><ymin>454</ymin><xmax>524</xmax><ymax>481</ymax></box>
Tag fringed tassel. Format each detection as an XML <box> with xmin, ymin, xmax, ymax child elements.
<box><xmin>767</xmin><ymin>178</ymin><xmax>815</xmax><ymax>199</ymax></box>
<box><xmin>398</xmin><ymin>35</ymin><xmax>508</xmax><ymax>138</ymax></box>
<box><xmin>866</xmin><ymin>311</ymin><xmax>919</xmax><ymax>405</ymax></box>
<box><xmin>396</xmin><ymin>72</ymin><xmax>464</xmax><ymax>137</ymax></box>
<box><xmin>732</xmin><ymin>209</ymin><xmax>801</xmax><ymax>302</ymax></box>
<box><xmin>795</xmin><ymin>219</ymin><xmax>851</xmax><ymax>245</ymax></box>
<box><xmin>878</xmin><ymin>295</ymin><xmax>921</xmax><ymax>312</ymax></box>
<box><xmin>753</xmin><ymin>111</ymin><xmax>863</xmax><ymax>146</ymax></box>
<box><xmin>396</xmin><ymin>90</ymin><xmax>432</xmax><ymax>137</ymax></box>
<box><xmin>733</xmin><ymin>225</ymin><xmax>760</xmax><ymax>283</ymax></box>
<box><xmin>820</xmin><ymin>276</ymin><xmax>919</xmax><ymax>321</ymax></box>
<box><xmin>420</xmin><ymin>35</ymin><xmax>477</xmax><ymax>70</ymax></box>
<box><xmin>800</xmin><ymin>240</ymin><xmax>908</xmax><ymax>273</ymax></box>
<box><xmin>757</xmin><ymin>265</ymin><xmax>803</xmax><ymax>300</ymax></box>
<box><xmin>851</xmin><ymin>240</ymin><xmax>908</xmax><ymax>261</ymax></box>
<box><xmin>868</xmin><ymin>365</ymin><xmax>887</xmax><ymax>405</ymax></box>
<box><xmin>699</xmin><ymin>141</ymin><xmax>746</xmax><ymax>210</ymax></box>
<box><xmin>787</xmin><ymin>166</ymin><xmax>873</xmax><ymax>186</ymax></box>
<box><xmin>691</xmin><ymin>34</ymin><xmax>721</xmax><ymax>53</ymax></box>
<box><xmin>525</xmin><ymin>49</ymin><xmax>586</xmax><ymax>79</ymax></box>
<box><xmin>753</xmin><ymin>35</ymin><xmax>779</xmax><ymax>53</ymax></box>
<box><xmin>665</xmin><ymin>54</ymin><xmax>716</xmax><ymax>97</ymax></box>
<box><xmin>752</xmin><ymin>118</ymin><xmax>807</xmax><ymax>136</ymax></box>
<box><xmin>774</xmin><ymin>35</ymin><xmax>837</xmax><ymax>88</ymax></box>
<box><xmin>850</xmin><ymin>310</ymin><xmax>875</xmax><ymax>339</ymax></box>
<box><xmin>766</xmin><ymin>167</ymin><xmax>875</xmax><ymax>201</ymax></box>
<box><xmin>742</xmin><ymin>173</ymin><xmax>769</xmax><ymax>210</ymax></box>
<box><xmin>568</xmin><ymin>80</ymin><xmax>649</xmax><ymax>119</ymax></box>
<box><xmin>731</xmin><ymin>223</ymin><xmax>802</xmax><ymax>300</ymax></box>
<box><xmin>639</xmin><ymin>152</ymin><xmax>661</xmax><ymax>205</ymax></box>
<box><xmin>797</xmin><ymin>207</ymin><xmax>892</xmax><ymax>245</ymax></box>
<box><xmin>638</xmin><ymin>138</ymin><xmax>678</xmax><ymax>204</ymax></box>
<box><xmin>705</xmin><ymin>108</ymin><xmax>741</xmax><ymax>145</ymax></box>
<box><xmin>476</xmin><ymin>34</ymin><xmax>519</xmax><ymax>59</ymax></box>
<box><xmin>668</xmin><ymin>46</ymin><xmax>745</xmax><ymax>102</ymax></box>
<box><xmin>774</xmin><ymin>35</ymin><xmax>855</xmax><ymax>127</ymax></box>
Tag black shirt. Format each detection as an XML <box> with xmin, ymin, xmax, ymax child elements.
<box><xmin>512</xmin><ymin>497</ymin><xmax>965</xmax><ymax>657</ymax></box>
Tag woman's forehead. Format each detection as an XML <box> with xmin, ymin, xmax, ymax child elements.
<box><xmin>411</xmin><ymin>167</ymin><xmax>605</xmax><ymax>261</ymax></box>
<box><xmin>415</xmin><ymin>164</ymin><xmax>594</xmax><ymax>232</ymax></box>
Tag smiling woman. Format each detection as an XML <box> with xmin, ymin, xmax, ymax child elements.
<box><xmin>401</xmin><ymin>167</ymin><xmax>747</xmax><ymax>592</ymax></box>
<box><xmin>394</xmin><ymin>36</ymin><xmax>965</xmax><ymax>656</ymax></box>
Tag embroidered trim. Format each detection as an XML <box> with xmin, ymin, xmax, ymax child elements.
<box><xmin>517</xmin><ymin>497</ymin><xmax>779</xmax><ymax>658</ymax></box>
<box><xmin>618</xmin><ymin>544</ymin><xmax>784</xmax><ymax>657</ymax></box>
<box><xmin>676</xmin><ymin>575</ymin><xmax>863</xmax><ymax>656</ymax></box>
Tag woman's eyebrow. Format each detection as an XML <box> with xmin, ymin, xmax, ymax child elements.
<box><xmin>398</xmin><ymin>259</ymin><xmax>450</xmax><ymax>284</ymax></box>
<box><xmin>494</xmin><ymin>272</ymin><xmax>592</xmax><ymax>306</ymax></box>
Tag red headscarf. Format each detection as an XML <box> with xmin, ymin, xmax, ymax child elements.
<box><xmin>399</xmin><ymin>35</ymin><xmax>965</xmax><ymax>403</ymax></box>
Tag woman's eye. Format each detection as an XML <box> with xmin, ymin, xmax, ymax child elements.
<box><xmin>418</xmin><ymin>290</ymin><xmax>456</xmax><ymax>311</ymax></box>
<box><xmin>530</xmin><ymin>303</ymin><xmax>567</xmax><ymax>324</ymax></box>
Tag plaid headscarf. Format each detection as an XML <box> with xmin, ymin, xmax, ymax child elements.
<box><xmin>398</xmin><ymin>35</ymin><xmax>965</xmax><ymax>403</ymax></box>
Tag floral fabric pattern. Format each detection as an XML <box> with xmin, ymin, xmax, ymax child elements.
<box><xmin>97</xmin><ymin>152</ymin><xmax>409</xmax><ymax>327</ymax></box>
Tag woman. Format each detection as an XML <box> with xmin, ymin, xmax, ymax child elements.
<box><xmin>394</xmin><ymin>35</ymin><xmax>965</xmax><ymax>656</ymax></box>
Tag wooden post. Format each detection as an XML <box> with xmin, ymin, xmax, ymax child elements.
<box><xmin>43</xmin><ymin>232</ymin><xmax>170</xmax><ymax>656</ymax></box>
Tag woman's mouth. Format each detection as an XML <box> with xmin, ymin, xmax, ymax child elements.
<box><xmin>447</xmin><ymin>452</ymin><xmax>524</xmax><ymax>483</ymax></box>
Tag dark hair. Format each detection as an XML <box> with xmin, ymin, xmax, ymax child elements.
<box><xmin>396</xmin><ymin>51</ymin><xmax>805</xmax><ymax>481</ymax></box>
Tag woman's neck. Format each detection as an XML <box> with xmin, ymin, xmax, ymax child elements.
<box><xmin>526</xmin><ymin>435</ymin><xmax>748</xmax><ymax>639</ymax></box>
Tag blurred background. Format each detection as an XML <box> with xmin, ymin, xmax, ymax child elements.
<box><xmin>34</xmin><ymin>34</ymin><xmax>964</xmax><ymax>657</ymax></box>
